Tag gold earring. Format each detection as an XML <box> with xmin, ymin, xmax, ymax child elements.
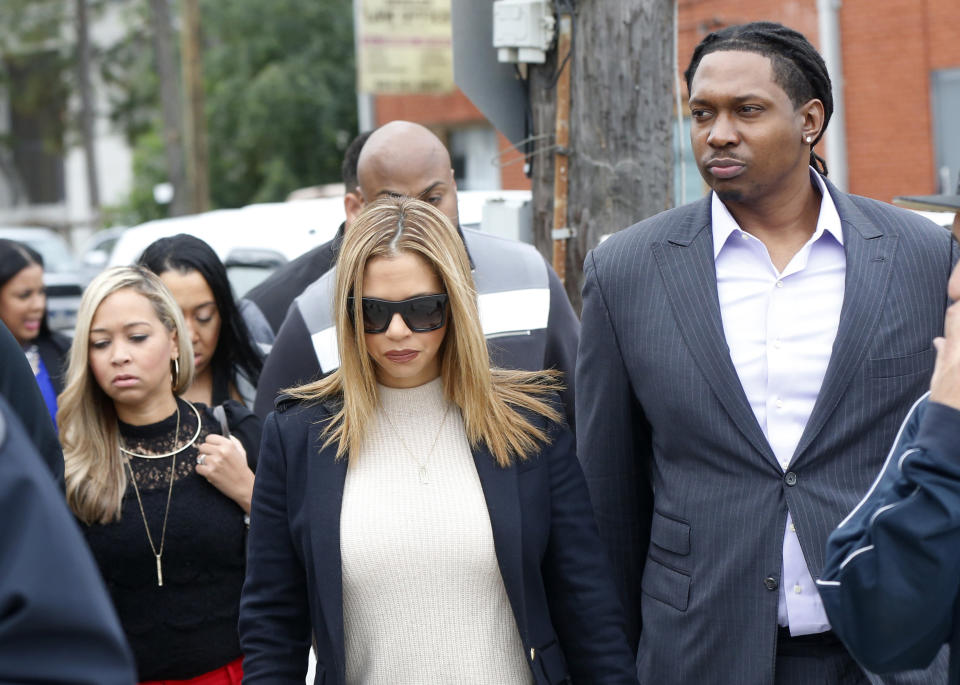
<box><xmin>172</xmin><ymin>357</ymin><xmax>180</xmax><ymax>388</ymax></box>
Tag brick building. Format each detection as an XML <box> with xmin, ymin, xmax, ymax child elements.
<box><xmin>374</xmin><ymin>0</ymin><xmax>960</xmax><ymax>204</ymax></box>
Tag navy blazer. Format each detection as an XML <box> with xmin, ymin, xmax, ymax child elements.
<box><xmin>239</xmin><ymin>397</ymin><xmax>636</xmax><ymax>685</ymax></box>
<box><xmin>819</xmin><ymin>395</ymin><xmax>960</xmax><ymax>683</ymax></box>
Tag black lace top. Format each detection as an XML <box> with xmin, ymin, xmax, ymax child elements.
<box><xmin>81</xmin><ymin>398</ymin><xmax>261</xmax><ymax>680</ymax></box>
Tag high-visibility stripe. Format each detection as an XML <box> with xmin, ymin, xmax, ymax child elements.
<box><xmin>478</xmin><ymin>288</ymin><xmax>550</xmax><ymax>336</ymax></box>
<box><xmin>311</xmin><ymin>286</ymin><xmax>551</xmax><ymax>374</ymax></box>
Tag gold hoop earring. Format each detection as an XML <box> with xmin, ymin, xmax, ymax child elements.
<box><xmin>172</xmin><ymin>357</ymin><xmax>180</xmax><ymax>388</ymax></box>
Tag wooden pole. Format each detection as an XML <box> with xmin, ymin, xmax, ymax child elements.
<box><xmin>180</xmin><ymin>0</ymin><xmax>209</xmax><ymax>213</ymax></box>
<box><xmin>75</xmin><ymin>0</ymin><xmax>100</xmax><ymax>222</ymax></box>
<box><xmin>550</xmin><ymin>11</ymin><xmax>573</xmax><ymax>284</ymax></box>
<box><xmin>148</xmin><ymin>0</ymin><xmax>190</xmax><ymax>216</ymax></box>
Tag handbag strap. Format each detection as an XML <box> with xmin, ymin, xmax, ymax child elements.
<box><xmin>212</xmin><ymin>404</ymin><xmax>231</xmax><ymax>438</ymax></box>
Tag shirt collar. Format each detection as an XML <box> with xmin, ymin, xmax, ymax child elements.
<box><xmin>712</xmin><ymin>168</ymin><xmax>844</xmax><ymax>260</ymax></box>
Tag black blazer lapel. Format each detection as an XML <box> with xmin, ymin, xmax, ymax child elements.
<box><xmin>652</xmin><ymin>199</ymin><xmax>779</xmax><ymax>470</ymax></box>
<box><xmin>306</xmin><ymin>418</ymin><xmax>348</xmax><ymax>682</ymax></box>
<box><xmin>471</xmin><ymin>443</ymin><xmax>529</xmax><ymax>644</ymax></box>
<box><xmin>792</xmin><ymin>182</ymin><xmax>897</xmax><ymax>466</ymax></box>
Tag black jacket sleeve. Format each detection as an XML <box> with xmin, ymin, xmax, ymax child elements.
<box><xmin>0</xmin><ymin>397</ymin><xmax>136</xmax><ymax>684</ymax></box>
<box><xmin>819</xmin><ymin>397</ymin><xmax>960</xmax><ymax>673</ymax></box>
<box><xmin>253</xmin><ymin>305</ymin><xmax>323</xmax><ymax>420</ymax></box>
<box><xmin>221</xmin><ymin>399</ymin><xmax>263</xmax><ymax>470</ymax></box>
<box><xmin>0</xmin><ymin>322</ymin><xmax>64</xmax><ymax>489</ymax></box>
<box><xmin>543</xmin><ymin>263</ymin><xmax>580</xmax><ymax>429</ymax></box>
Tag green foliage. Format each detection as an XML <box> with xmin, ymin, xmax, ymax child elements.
<box><xmin>106</xmin><ymin>0</ymin><xmax>357</xmax><ymax>219</ymax></box>
<box><xmin>0</xmin><ymin>0</ymin><xmax>71</xmax><ymax>157</ymax></box>
<box><xmin>104</xmin><ymin>127</ymin><xmax>169</xmax><ymax>225</ymax></box>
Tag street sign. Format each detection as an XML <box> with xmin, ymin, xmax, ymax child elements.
<box><xmin>356</xmin><ymin>0</ymin><xmax>455</xmax><ymax>94</ymax></box>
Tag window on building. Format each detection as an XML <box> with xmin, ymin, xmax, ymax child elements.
<box><xmin>931</xmin><ymin>67</ymin><xmax>960</xmax><ymax>193</ymax></box>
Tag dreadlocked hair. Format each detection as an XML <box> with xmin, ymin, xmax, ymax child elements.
<box><xmin>684</xmin><ymin>21</ymin><xmax>832</xmax><ymax>176</ymax></box>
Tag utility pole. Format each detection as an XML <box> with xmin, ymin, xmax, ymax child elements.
<box><xmin>74</xmin><ymin>0</ymin><xmax>100</xmax><ymax>224</ymax></box>
<box><xmin>180</xmin><ymin>0</ymin><xmax>209</xmax><ymax>213</ymax></box>
<box><xmin>147</xmin><ymin>0</ymin><xmax>190</xmax><ymax>216</ymax></box>
<box><xmin>529</xmin><ymin>0</ymin><xmax>675</xmax><ymax>311</ymax></box>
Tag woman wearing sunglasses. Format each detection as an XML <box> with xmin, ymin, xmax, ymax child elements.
<box><xmin>239</xmin><ymin>198</ymin><xmax>635</xmax><ymax>684</ymax></box>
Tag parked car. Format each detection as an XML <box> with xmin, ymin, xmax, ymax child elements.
<box><xmin>108</xmin><ymin>198</ymin><xmax>345</xmax><ymax>297</ymax></box>
<box><xmin>79</xmin><ymin>226</ymin><xmax>128</xmax><ymax>283</ymax></box>
<box><xmin>0</xmin><ymin>226</ymin><xmax>85</xmax><ymax>334</ymax></box>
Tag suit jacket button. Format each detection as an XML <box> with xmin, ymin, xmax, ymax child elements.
<box><xmin>764</xmin><ymin>576</ymin><xmax>779</xmax><ymax>591</ymax></box>
<box><xmin>784</xmin><ymin>471</ymin><xmax>798</xmax><ymax>486</ymax></box>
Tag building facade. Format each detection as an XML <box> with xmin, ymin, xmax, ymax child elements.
<box><xmin>376</xmin><ymin>0</ymin><xmax>960</xmax><ymax>203</ymax></box>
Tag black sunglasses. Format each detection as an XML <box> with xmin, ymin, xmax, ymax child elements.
<box><xmin>348</xmin><ymin>294</ymin><xmax>449</xmax><ymax>333</ymax></box>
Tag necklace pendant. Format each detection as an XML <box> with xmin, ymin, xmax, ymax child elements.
<box><xmin>156</xmin><ymin>555</ymin><xmax>163</xmax><ymax>587</ymax></box>
<box><xmin>418</xmin><ymin>466</ymin><xmax>429</xmax><ymax>485</ymax></box>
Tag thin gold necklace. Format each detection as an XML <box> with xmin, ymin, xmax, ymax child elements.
<box><xmin>380</xmin><ymin>401</ymin><xmax>452</xmax><ymax>485</ymax></box>
<box><xmin>119</xmin><ymin>401</ymin><xmax>202</xmax><ymax>459</ymax></box>
<box><xmin>122</xmin><ymin>402</ymin><xmax>181</xmax><ymax>587</ymax></box>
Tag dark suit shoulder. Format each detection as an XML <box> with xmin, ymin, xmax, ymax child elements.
<box><xmin>244</xmin><ymin>228</ymin><xmax>342</xmax><ymax>330</ymax></box>
<box><xmin>593</xmin><ymin>197</ymin><xmax>712</xmax><ymax>259</ymax></box>
<box><xmin>845</xmin><ymin>193</ymin><xmax>952</xmax><ymax>240</ymax></box>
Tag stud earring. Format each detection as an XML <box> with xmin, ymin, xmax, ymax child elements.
<box><xmin>805</xmin><ymin>135</ymin><xmax>813</xmax><ymax>143</ymax></box>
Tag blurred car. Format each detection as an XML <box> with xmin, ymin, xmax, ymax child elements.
<box><xmin>0</xmin><ymin>226</ymin><xmax>84</xmax><ymax>334</ymax></box>
<box><xmin>108</xmin><ymin>190</ymin><xmax>534</xmax><ymax>299</ymax></box>
<box><xmin>79</xmin><ymin>226</ymin><xmax>128</xmax><ymax>283</ymax></box>
<box><xmin>109</xmin><ymin>198</ymin><xmax>346</xmax><ymax>298</ymax></box>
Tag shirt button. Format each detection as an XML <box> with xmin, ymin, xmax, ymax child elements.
<box><xmin>764</xmin><ymin>576</ymin><xmax>779</xmax><ymax>591</ymax></box>
<box><xmin>776</xmin><ymin>280</ymin><xmax>784</xmax><ymax>288</ymax></box>
<box><xmin>740</xmin><ymin>232</ymin><xmax>749</xmax><ymax>240</ymax></box>
<box><xmin>775</xmin><ymin>399</ymin><xmax>784</xmax><ymax>409</ymax></box>
<box><xmin>789</xmin><ymin>522</ymin><xmax>796</xmax><ymax>532</ymax></box>
<box><xmin>794</xmin><ymin>584</ymin><xmax>803</xmax><ymax>594</ymax></box>
<box><xmin>785</xmin><ymin>472</ymin><xmax>798</xmax><ymax>486</ymax></box>
<box><xmin>774</xmin><ymin>339</ymin><xmax>782</xmax><ymax>349</ymax></box>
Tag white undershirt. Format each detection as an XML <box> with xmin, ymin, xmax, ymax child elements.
<box><xmin>712</xmin><ymin>170</ymin><xmax>845</xmax><ymax>635</ymax></box>
<box><xmin>340</xmin><ymin>378</ymin><xmax>532</xmax><ymax>684</ymax></box>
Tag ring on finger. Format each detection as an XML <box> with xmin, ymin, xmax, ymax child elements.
<box><xmin>197</xmin><ymin>454</ymin><xmax>206</xmax><ymax>466</ymax></box>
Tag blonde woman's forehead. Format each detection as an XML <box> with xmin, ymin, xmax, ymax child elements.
<box><xmin>90</xmin><ymin>288</ymin><xmax>166</xmax><ymax>331</ymax></box>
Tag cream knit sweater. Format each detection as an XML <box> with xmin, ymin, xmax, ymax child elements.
<box><xmin>340</xmin><ymin>378</ymin><xmax>532</xmax><ymax>684</ymax></box>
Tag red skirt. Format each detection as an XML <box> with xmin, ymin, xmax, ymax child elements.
<box><xmin>139</xmin><ymin>657</ymin><xmax>243</xmax><ymax>685</ymax></box>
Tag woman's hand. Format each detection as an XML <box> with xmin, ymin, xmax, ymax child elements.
<box><xmin>196</xmin><ymin>434</ymin><xmax>255</xmax><ymax>513</ymax></box>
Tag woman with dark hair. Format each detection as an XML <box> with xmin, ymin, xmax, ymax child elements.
<box><xmin>137</xmin><ymin>234</ymin><xmax>262</xmax><ymax>407</ymax></box>
<box><xmin>0</xmin><ymin>238</ymin><xmax>71</xmax><ymax>424</ymax></box>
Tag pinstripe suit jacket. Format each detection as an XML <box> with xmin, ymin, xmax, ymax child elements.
<box><xmin>576</xmin><ymin>177</ymin><xmax>958</xmax><ymax>685</ymax></box>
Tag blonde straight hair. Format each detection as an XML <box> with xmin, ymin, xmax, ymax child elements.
<box><xmin>59</xmin><ymin>266</ymin><xmax>195</xmax><ymax>524</ymax></box>
<box><xmin>285</xmin><ymin>197</ymin><xmax>562</xmax><ymax>466</ymax></box>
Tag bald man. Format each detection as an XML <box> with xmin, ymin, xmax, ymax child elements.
<box><xmin>253</xmin><ymin>122</ymin><xmax>580</xmax><ymax>425</ymax></box>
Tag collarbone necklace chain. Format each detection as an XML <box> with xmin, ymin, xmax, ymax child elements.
<box><xmin>381</xmin><ymin>401</ymin><xmax>452</xmax><ymax>485</ymax></box>
<box><xmin>121</xmin><ymin>400</ymin><xmax>199</xmax><ymax>586</ymax></box>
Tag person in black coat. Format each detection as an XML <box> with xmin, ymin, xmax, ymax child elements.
<box><xmin>0</xmin><ymin>394</ymin><xmax>136</xmax><ymax>684</ymax></box>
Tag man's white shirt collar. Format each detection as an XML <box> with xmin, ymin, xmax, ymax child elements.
<box><xmin>711</xmin><ymin>168</ymin><xmax>844</xmax><ymax>261</ymax></box>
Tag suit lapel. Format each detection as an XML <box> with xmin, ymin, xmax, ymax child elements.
<box><xmin>471</xmin><ymin>443</ymin><xmax>528</xmax><ymax>643</ymax></box>
<box><xmin>306</xmin><ymin>417</ymin><xmax>348</xmax><ymax>681</ymax></box>
<box><xmin>791</xmin><ymin>183</ymin><xmax>896</xmax><ymax>465</ymax></box>
<box><xmin>653</xmin><ymin>199</ymin><xmax>779</xmax><ymax>469</ymax></box>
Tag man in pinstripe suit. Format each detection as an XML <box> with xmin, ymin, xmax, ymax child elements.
<box><xmin>576</xmin><ymin>22</ymin><xmax>957</xmax><ymax>684</ymax></box>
